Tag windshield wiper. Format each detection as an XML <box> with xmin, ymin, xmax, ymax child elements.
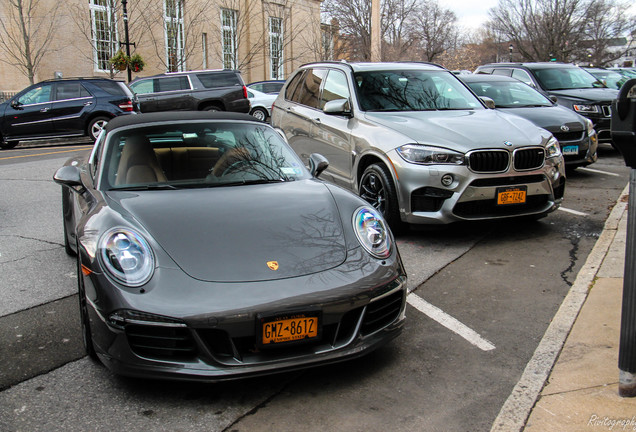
<box><xmin>110</xmin><ymin>184</ymin><xmax>179</xmax><ymax>191</ymax></box>
<box><xmin>222</xmin><ymin>178</ymin><xmax>286</xmax><ymax>187</ymax></box>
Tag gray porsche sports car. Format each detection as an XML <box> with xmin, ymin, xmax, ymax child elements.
<box><xmin>54</xmin><ymin>111</ymin><xmax>407</xmax><ymax>381</ymax></box>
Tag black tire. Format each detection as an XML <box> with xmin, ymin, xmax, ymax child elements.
<box><xmin>250</xmin><ymin>107</ymin><xmax>268</xmax><ymax>121</ymax></box>
<box><xmin>359</xmin><ymin>163</ymin><xmax>402</xmax><ymax>231</ymax></box>
<box><xmin>202</xmin><ymin>104</ymin><xmax>223</xmax><ymax>112</ymax></box>
<box><xmin>62</xmin><ymin>188</ymin><xmax>76</xmax><ymax>256</ymax></box>
<box><xmin>77</xmin><ymin>253</ymin><xmax>99</xmax><ymax>361</ymax></box>
<box><xmin>87</xmin><ymin>116</ymin><xmax>109</xmax><ymax>141</ymax></box>
<box><xmin>0</xmin><ymin>141</ymin><xmax>18</xmax><ymax>150</ymax></box>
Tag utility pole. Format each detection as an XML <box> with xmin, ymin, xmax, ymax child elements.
<box><xmin>370</xmin><ymin>0</ymin><xmax>380</xmax><ymax>62</ymax></box>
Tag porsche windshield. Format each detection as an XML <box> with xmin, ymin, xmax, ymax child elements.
<box><xmin>354</xmin><ymin>70</ymin><xmax>482</xmax><ymax>111</ymax></box>
<box><xmin>101</xmin><ymin>121</ymin><xmax>309</xmax><ymax>190</ymax></box>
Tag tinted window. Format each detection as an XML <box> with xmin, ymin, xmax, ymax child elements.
<box><xmin>129</xmin><ymin>79</ymin><xmax>153</xmax><ymax>95</ymax></box>
<box><xmin>285</xmin><ymin>71</ymin><xmax>306</xmax><ymax>101</ymax></box>
<box><xmin>91</xmin><ymin>80</ymin><xmax>128</xmax><ymax>96</ymax></box>
<box><xmin>197</xmin><ymin>72</ymin><xmax>241</xmax><ymax>88</ymax></box>
<box><xmin>155</xmin><ymin>76</ymin><xmax>191</xmax><ymax>92</ymax></box>
<box><xmin>17</xmin><ymin>83</ymin><xmax>53</xmax><ymax>105</ymax></box>
<box><xmin>54</xmin><ymin>82</ymin><xmax>90</xmax><ymax>100</ymax></box>
<box><xmin>290</xmin><ymin>69</ymin><xmax>326</xmax><ymax>109</ymax></box>
<box><xmin>511</xmin><ymin>69</ymin><xmax>533</xmax><ymax>86</ymax></box>
<box><xmin>320</xmin><ymin>70</ymin><xmax>350</xmax><ymax>109</ymax></box>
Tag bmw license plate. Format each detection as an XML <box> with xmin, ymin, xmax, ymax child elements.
<box><xmin>562</xmin><ymin>145</ymin><xmax>579</xmax><ymax>155</ymax></box>
<box><xmin>497</xmin><ymin>186</ymin><xmax>527</xmax><ymax>205</ymax></box>
<box><xmin>259</xmin><ymin>313</ymin><xmax>320</xmax><ymax>346</ymax></box>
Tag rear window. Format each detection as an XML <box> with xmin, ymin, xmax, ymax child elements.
<box><xmin>197</xmin><ymin>72</ymin><xmax>242</xmax><ymax>88</ymax></box>
<box><xmin>91</xmin><ymin>80</ymin><xmax>128</xmax><ymax>96</ymax></box>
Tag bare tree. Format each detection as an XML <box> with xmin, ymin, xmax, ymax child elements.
<box><xmin>579</xmin><ymin>0</ymin><xmax>636</xmax><ymax>65</ymax></box>
<box><xmin>409</xmin><ymin>0</ymin><xmax>459</xmax><ymax>62</ymax></box>
<box><xmin>487</xmin><ymin>0</ymin><xmax>588</xmax><ymax>62</ymax></box>
<box><xmin>0</xmin><ymin>0</ymin><xmax>59</xmax><ymax>84</ymax></box>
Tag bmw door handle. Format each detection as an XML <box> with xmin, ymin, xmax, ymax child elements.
<box><xmin>40</xmin><ymin>108</ymin><xmax>49</xmax><ymax>112</ymax></box>
<box><xmin>312</xmin><ymin>118</ymin><xmax>321</xmax><ymax>125</ymax></box>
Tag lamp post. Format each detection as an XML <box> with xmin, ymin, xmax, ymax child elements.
<box><xmin>509</xmin><ymin>44</ymin><xmax>513</xmax><ymax>62</ymax></box>
<box><xmin>120</xmin><ymin>0</ymin><xmax>134</xmax><ymax>83</ymax></box>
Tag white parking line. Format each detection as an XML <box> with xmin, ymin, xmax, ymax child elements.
<box><xmin>407</xmin><ymin>293</ymin><xmax>496</xmax><ymax>351</ymax></box>
<box><xmin>558</xmin><ymin>207</ymin><xmax>589</xmax><ymax>217</ymax></box>
<box><xmin>578</xmin><ymin>167</ymin><xmax>621</xmax><ymax>177</ymax></box>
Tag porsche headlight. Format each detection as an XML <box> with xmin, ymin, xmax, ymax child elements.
<box><xmin>396</xmin><ymin>144</ymin><xmax>465</xmax><ymax>165</ymax></box>
<box><xmin>572</xmin><ymin>104</ymin><xmax>599</xmax><ymax>114</ymax></box>
<box><xmin>353</xmin><ymin>207</ymin><xmax>391</xmax><ymax>259</ymax></box>
<box><xmin>98</xmin><ymin>228</ymin><xmax>155</xmax><ymax>287</ymax></box>
<box><xmin>545</xmin><ymin>136</ymin><xmax>562</xmax><ymax>159</ymax></box>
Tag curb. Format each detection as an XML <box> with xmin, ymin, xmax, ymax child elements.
<box><xmin>490</xmin><ymin>184</ymin><xmax>629</xmax><ymax>432</ymax></box>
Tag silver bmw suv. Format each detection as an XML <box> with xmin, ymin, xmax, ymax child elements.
<box><xmin>271</xmin><ymin>62</ymin><xmax>566</xmax><ymax>226</ymax></box>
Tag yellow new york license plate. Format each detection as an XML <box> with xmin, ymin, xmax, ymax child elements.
<box><xmin>497</xmin><ymin>187</ymin><xmax>527</xmax><ymax>205</ymax></box>
<box><xmin>261</xmin><ymin>314</ymin><xmax>319</xmax><ymax>345</ymax></box>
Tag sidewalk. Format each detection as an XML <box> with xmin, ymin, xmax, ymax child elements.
<box><xmin>523</xmin><ymin>191</ymin><xmax>636</xmax><ymax>431</ymax></box>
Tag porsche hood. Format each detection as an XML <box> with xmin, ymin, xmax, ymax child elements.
<box><xmin>106</xmin><ymin>180</ymin><xmax>348</xmax><ymax>282</ymax></box>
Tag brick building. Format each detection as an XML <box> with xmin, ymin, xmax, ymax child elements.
<box><xmin>0</xmin><ymin>0</ymin><xmax>325</xmax><ymax>93</ymax></box>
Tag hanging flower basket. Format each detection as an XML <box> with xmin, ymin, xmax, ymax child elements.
<box><xmin>108</xmin><ymin>51</ymin><xmax>130</xmax><ymax>72</ymax></box>
<box><xmin>129</xmin><ymin>54</ymin><xmax>145</xmax><ymax>73</ymax></box>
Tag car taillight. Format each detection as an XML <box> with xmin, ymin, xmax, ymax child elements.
<box><xmin>242</xmin><ymin>86</ymin><xmax>248</xmax><ymax>99</ymax></box>
<box><xmin>118</xmin><ymin>100</ymin><xmax>134</xmax><ymax>112</ymax></box>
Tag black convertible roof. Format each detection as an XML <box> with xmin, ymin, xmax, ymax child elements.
<box><xmin>105</xmin><ymin>111</ymin><xmax>257</xmax><ymax>132</ymax></box>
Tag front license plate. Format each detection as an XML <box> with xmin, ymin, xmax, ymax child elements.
<box><xmin>563</xmin><ymin>145</ymin><xmax>579</xmax><ymax>155</ymax></box>
<box><xmin>260</xmin><ymin>314</ymin><xmax>320</xmax><ymax>346</ymax></box>
<box><xmin>497</xmin><ymin>187</ymin><xmax>527</xmax><ymax>205</ymax></box>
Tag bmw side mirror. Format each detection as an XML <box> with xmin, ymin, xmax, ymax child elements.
<box><xmin>309</xmin><ymin>153</ymin><xmax>329</xmax><ymax>178</ymax></box>
<box><xmin>479</xmin><ymin>96</ymin><xmax>496</xmax><ymax>109</ymax></box>
<box><xmin>53</xmin><ymin>165</ymin><xmax>83</xmax><ymax>189</ymax></box>
<box><xmin>323</xmin><ymin>99</ymin><xmax>351</xmax><ymax>116</ymax></box>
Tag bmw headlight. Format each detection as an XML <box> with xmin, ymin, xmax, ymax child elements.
<box><xmin>396</xmin><ymin>144</ymin><xmax>465</xmax><ymax>165</ymax></box>
<box><xmin>98</xmin><ymin>228</ymin><xmax>155</xmax><ymax>287</ymax></box>
<box><xmin>545</xmin><ymin>136</ymin><xmax>562</xmax><ymax>159</ymax></box>
<box><xmin>353</xmin><ymin>207</ymin><xmax>391</xmax><ymax>259</ymax></box>
<box><xmin>572</xmin><ymin>104</ymin><xmax>599</xmax><ymax>114</ymax></box>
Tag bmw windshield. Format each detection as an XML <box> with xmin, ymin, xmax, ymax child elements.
<box><xmin>100</xmin><ymin>121</ymin><xmax>309</xmax><ymax>190</ymax></box>
<box><xmin>354</xmin><ymin>70</ymin><xmax>483</xmax><ymax>112</ymax></box>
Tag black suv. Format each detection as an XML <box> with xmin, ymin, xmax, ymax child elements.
<box><xmin>474</xmin><ymin>62</ymin><xmax>619</xmax><ymax>143</ymax></box>
<box><xmin>0</xmin><ymin>78</ymin><xmax>136</xmax><ymax>149</ymax></box>
<box><xmin>129</xmin><ymin>70</ymin><xmax>250</xmax><ymax>114</ymax></box>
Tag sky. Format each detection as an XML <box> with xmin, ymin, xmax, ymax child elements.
<box><xmin>447</xmin><ymin>0</ymin><xmax>499</xmax><ymax>30</ymax></box>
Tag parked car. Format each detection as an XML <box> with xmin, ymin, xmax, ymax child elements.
<box><xmin>460</xmin><ymin>74</ymin><xmax>598</xmax><ymax>168</ymax></box>
<box><xmin>271</xmin><ymin>61</ymin><xmax>566</xmax><ymax>228</ymax></box>
<box><xmin>53</xmin><ymin>111</ymin><xmax>407</xmax><ymax>381</ymax></box>
<box><xmin>247</xmin><ymin>88</ymin><xmax>277</xmax><ymax>121</ymax></box>
<box><xmin>583</xmin><ymin>67</ymin><xmax>628</xmax><ymax>90</ymax></box>
<box><xmin>474</xmin><ymin>62</ymin><xmax>619</xmax><ymax>144</ymax></box>
<box><xmin>129</xmin><ymin>70</ymin><xmax>250</xmax><ymax>114</ymax></box>
<box><xmin>0</xmin><ymin>77</ymin><xmax>136</xmax><ymax>149</ymax></box>
<box><xmin>609</xmin><ymin>67</ymin><xmax>636</xmax><ymax>80</ymax></box>
<box><xmin>247</xmin><ymin>80</ymin><xmax>286</xmax><ymax>94</ymax></box>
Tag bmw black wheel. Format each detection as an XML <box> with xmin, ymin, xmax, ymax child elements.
<box><xmin>359</xmin><ymin>163</ymin><xmax>402</xmax><ymax>231</ymax></box>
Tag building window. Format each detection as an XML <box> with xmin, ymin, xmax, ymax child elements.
<box><xmin>221</xmin><ymin>9</ymin><xmax>237</xmax><ymax>70</ymax></box>
<box><xmin>90</xmin><ymin>0</ymin><xmax>118</xmax><ymax>72</ymax></box>
<box><xmin>269</xmin><ymin>17</ymin><xmax>283</xmax><ymax>79</ymax></box>
<box><xmin>164</xmin><ymin>0</ymin><xmax>185</xmax><ymax>72</ymax></box>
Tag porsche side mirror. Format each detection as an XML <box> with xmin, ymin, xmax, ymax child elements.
<box><xmin>53</xmin><ymin>165</ymin><xmax>83</xmax><ymax>188</ymax></box>
<box><xmin>309</xmin><ymin>153</ymin><xmax>329</xmax><ymax>178</ymax></box>
<box><xmin>479</xmin><ymin>96</ymin><xmax>496</xmax><ymax>109</ymax></box>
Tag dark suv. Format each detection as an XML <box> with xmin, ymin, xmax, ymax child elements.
<box><xmin>129</xmin><ymin>70</ymin><xmax>250</xmax><ymax>114</ymax></box>
<box><xmin>0</xmin><ymin>78</ymin><xmax>136</xmax><ymax>149</ymax></box>
<box><xmin>474</xmin><ymin>62</ymin><xmax>619</xmax><ymax>143</ymax></box>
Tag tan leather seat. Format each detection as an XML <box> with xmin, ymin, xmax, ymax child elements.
<box><xmin>116</xmin><ymin>136</ymin><xmax>167</xmax><ymax>185</ymax></box>
<box><xmin>210</xmin><ymin>147</ymin><xmax>250</xmax><ymax>176</ymax></box>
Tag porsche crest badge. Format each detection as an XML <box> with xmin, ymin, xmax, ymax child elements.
<box><xmin>267</xmin><ymin>261</ymin><xmax>279</xmax><ymax>271</ymax></box>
